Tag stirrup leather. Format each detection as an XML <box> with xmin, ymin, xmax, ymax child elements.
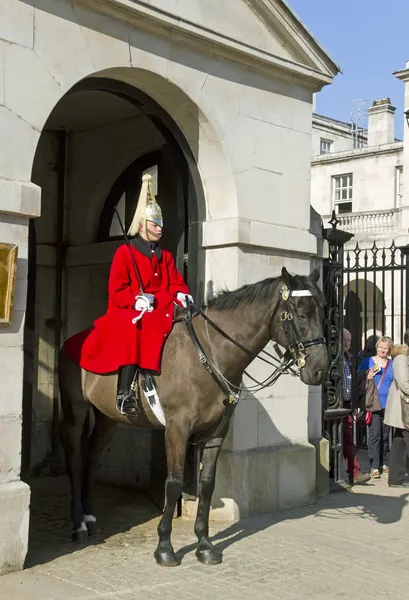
<box><xmin>141</xmin><ymin>373</ymin><xmax>158</xmax><ymax>400</ymax></box>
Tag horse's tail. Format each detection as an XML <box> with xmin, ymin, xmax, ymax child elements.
<box><xmin>58</xmin><ymin>346</ymin><xmax>89</xmax><ymax>420</ymax></box>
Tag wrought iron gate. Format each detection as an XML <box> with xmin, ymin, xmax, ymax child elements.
<box><xmin>322</xmin><ymin>210</ymin><xmax>409</xmax><ymax>477</ymax></box>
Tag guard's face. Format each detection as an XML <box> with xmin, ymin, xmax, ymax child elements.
<box><xmin>145</xmin><ymin>220</ymin><xmax>163</xmax><ymax>242</ymax></box>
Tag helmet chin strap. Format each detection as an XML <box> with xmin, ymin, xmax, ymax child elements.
<box><xmin>139</xmin><ymin>221</ymin><xmax>162</xmax><ymax>243</ymax></box>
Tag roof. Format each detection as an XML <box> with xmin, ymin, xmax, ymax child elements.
<box><xmin>280</xmin><ymin>0</ymin><xmax>342</xmax><ymax>74</ymax></box>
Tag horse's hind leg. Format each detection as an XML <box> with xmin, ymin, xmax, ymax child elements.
<box><xmin>62</xmin><ymin>403</ymin><xmax>90</xmax><ymax>543</ymax></box>
<box><xmin>81</xmin><ymin>410</ymin><xmax>117</xmax><ymax>535</ymax></box>
<box><xmin>194</xmin><ymin>434</ymin><xmax>226</xmax><ymax>565</ymax></box>
<box><xmin>154</xmin><ymin>420</ymin><xmax>190</xmax><ymax>567</ymax></box>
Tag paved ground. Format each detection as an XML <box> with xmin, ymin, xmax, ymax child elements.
<box><xmin>1</xmin><ymin>452</ymin><xmax>409</xmax><ymax>600</ymax></box>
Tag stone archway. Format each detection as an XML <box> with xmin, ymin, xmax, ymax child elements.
<box><xmin>22</xmin><ymin>70</ymin><xmax>231</xmax><ymax>505</ymax></box>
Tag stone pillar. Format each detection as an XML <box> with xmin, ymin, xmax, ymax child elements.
<box><xmin>183</xmin><ymin>218</ymin><xmax>321</xmax><ymax>521</ymax></box>
<box><xmin>394</xmin><ymin>61</ymin><xmax>409</xmax><ymax>214</ymax></box>
<box><xmin>0</xmin><ymin>177</ymin><xmax>40</xmax><ymax>574</ymax></box>
<box><xmin>367</xmin><ymin>99</ymin><xmax>396</xmax><ymax>147</ymax></box>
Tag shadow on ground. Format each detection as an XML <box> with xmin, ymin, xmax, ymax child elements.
<box><xmin>24</xmin><ymin>472</ymin><xmax>409</xmax><ymax>569</ymax></box>
<box><xmin>24</xmin><ymin>476</ymin><xmax>162</xmax><ymax>568</ymax></box>
<box><xmin>176</xmin><ymin>483</ymin><xmax>409</xmax><ymax>561</ymax></box>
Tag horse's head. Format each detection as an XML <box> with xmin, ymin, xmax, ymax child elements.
<box><xmin>271</xmin><ymin>267</ymin><xmax>329</xmax><ymax>386</ymax></box>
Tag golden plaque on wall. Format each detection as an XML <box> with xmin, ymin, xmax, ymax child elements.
<box><xmin>0</xmin><ymin>243</ymin><xmax>18</xmax><ymax>327</ymax></box>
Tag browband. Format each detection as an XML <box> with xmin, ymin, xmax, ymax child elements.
<box><xmin>291</xmin><ymin>290</ymin><xmax>312</xmax><ymax>297</ymax></box>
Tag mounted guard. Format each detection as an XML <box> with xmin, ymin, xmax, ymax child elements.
<box><xmin>60</xmin><ymin>178</ymin><xmax>330</xmax><ymax>564</ymax></box>
<box><xmin>64</xmin><ymin>173</ymin><xmax>192</xmax><ymax>417</ymax></box>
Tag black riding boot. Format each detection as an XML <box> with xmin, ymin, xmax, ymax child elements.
<box><xmin>116</xmin><ymin>365</ymin><xmax>140</xmax><ymax>417</ymax></box>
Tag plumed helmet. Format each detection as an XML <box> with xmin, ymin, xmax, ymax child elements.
<box><xmin>127</xmin><ymin>173</ymin><xmax>163</xmax><ymax>236</ymax></box>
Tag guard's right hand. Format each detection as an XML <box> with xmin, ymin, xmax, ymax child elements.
<box><xmin>134</xmin><ymin>296</ymin><xmax>153</xmax><ymax>312</ymax></box>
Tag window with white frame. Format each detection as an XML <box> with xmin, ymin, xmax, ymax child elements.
<box><xmin>320</xmin><ymin>138</ymin><xmax>333</xmax><ymax>155</ymax></box>
<box><xmin>332</xmin><ymin>173</ymin><xmax>353</xmax><ymax>214</ymax></box>
<box><xmin>396</xmin><ymin>166</ymin><xmax>403</xmax><ymax>207</ymax></box>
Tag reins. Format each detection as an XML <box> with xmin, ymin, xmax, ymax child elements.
<box><xmin>174</xmin><ymin>282</ymin><xmax>326</xmax><ymax>443</ymax></box>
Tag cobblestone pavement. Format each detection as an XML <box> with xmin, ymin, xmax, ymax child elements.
<box><xmin>1</xmin><ymin>454</ymin><xmax>409</xmax><ymax>600</ymax></box>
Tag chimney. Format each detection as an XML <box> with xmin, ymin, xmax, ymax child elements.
<box><xmin>367</xmin><ymin>98</ymin><xmax>396</xmax><ymax>146</ymax></box>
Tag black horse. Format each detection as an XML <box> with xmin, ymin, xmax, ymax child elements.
<box><xmin>59</xmin><ymin>267</ymin><xmax>329</xmax><ymax>566</ymax></box>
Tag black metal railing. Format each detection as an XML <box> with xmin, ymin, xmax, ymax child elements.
<box><xmin>344</xmin><ymin>241</ymin><xmax>409</xmax><ymax>361</ymax></box>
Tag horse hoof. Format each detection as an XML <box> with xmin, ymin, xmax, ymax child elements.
<box><xmin>154</xmin><ymin>549</ymin><xmax>181</xmax><ymax>567</ymax></box>
<box><xmin>72</xmin><ymin>528</ymin><xmax>88</xmax><ymax>544</ymax></box>
<box><xmin>86</xmin><ymin>521</ymin><xmax>97</xmax><ymax>536</ymax></box>
<box><xmin>195</xmin><ymin>548</ymin><xmax>223</xmax><ymax>565</ymax></box>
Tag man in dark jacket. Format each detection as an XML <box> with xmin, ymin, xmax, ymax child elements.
<box><xmin>343</xmin><ymin>329</ymin><xmax>370</xmax><ymax>484</ymax></box>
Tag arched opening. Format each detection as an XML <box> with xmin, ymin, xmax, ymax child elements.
<box><xmin>343</xmin><ymin>279</ymin><xmax>386</xmax><ymax>360</ymax></box>
<box><xmin>23</xmin><ymin>76</ymin><xmax>205</xmax><ymax>520</ymax></box>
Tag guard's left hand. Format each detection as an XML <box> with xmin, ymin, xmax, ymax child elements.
<box><xmin>176</xmin><ymin>292</ymin><xmax>193</xmax><ymax>308</ymax></box>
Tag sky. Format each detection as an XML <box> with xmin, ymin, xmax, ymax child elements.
<box><xmin>288</xmin><ymin>0</ymin><xmax>409</xmax><ymax>139</ymax></box>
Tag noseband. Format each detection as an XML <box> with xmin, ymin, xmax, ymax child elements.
<box><xmin>270</xmin><ymin>284</ymin><xmax>326</xmax><ymax>369</ymax></box>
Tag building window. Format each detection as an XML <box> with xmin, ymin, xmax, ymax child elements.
<box><xmin>333</xmin><ymin>173</ymin><xmax>353</xmax><ymax>214</ymax></box>
<box><xmin>320</xmin><ymin>138</ymin><xmax>333</xmax><ymax>155</ymax></box>
<box><xmin>396</xmin><ymin>166</ymin><xmax>403</xmax><ymax>207</ymax></box>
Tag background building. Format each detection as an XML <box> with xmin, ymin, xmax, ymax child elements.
<box><xmin>311</xmin><ymin>68</ymin><xmax>409</xmax><ymax>355</ymax></box>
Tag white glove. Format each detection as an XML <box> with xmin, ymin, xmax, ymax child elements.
<box><xmin>134</xmin><ymin>296</ymin><xmax>154</xmax><ymax>312</ymax></box>
<box><xmin>176</xmin><ymin>292</ymin><xmax>193</xmax><ymax>308</ymax></box>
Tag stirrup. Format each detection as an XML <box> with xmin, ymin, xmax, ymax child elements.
<box><xmin>116</xmin><ymin>394</ymin><xmax>140</xmax><ymax>417</ymax></box>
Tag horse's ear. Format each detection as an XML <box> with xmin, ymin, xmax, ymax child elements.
<box><xmin>281</xmin><ymin>267</ymin><xmax>296</xmax><ymax>287</ymax></box>
<box><xmin>308</xmin><ymin>268</ymin><xmax>320</xmax><ymax>284</ymax></box>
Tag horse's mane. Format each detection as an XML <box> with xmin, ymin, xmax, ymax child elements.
<box><xmin>207</xmin><ymin>275</ymin><xmax>325</xmax><ymax>311</ymax></box>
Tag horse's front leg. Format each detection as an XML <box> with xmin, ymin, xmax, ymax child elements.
<box><xmin>154</xmin><ymin>419</ymin><xmax>190</xmax><ymax>567</ymax></box>
<box><xmin>194</xmin><ymin>434</ymin><xmax>226</xmax><ymax>565</ymax></box>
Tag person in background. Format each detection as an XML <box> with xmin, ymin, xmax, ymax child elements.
<box><xmin>343</xmin><ymin>329</ymin><xmax>370</xmax><ymax>484</ymax></box>
<box><xmin>358</xmin><ymin>334</ymin><xmax>380</xmax><ymax>364</ymax></box>
<box><xmin>384</xmin><ymin>330</ymin><xmax>409</xmax><ymax>488</ymax></box>
<box><xmin>358</xmin><ymin>336</ymin><xmax>394</xmax><ymax>479</ymax></box>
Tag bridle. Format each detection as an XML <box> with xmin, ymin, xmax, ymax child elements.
<box><xmin>268</xmin><ymin>283</ymin><xmax>326</xmax><ymax>370</ymax></box>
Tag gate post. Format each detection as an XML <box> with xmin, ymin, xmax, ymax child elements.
<box><xmin>322</xmin><ymin>212</ymin><xmax>354</xmax><ymax>487</ymax></box>
<box><xmin>398</xmin><ymin>244</ymin><xmax>409</xmax><ymax>333</ymax></box>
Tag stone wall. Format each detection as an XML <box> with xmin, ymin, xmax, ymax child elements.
<box><xmin>0</xmin><ymin>178</ymin><xmax>40</xmax><ymax>573</ymax></box>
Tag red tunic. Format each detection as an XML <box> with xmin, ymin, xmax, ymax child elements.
<box><xmin>63</xmin><ymin>243</ymin><xmax>190</xmax><ymax>374</ymax></box>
